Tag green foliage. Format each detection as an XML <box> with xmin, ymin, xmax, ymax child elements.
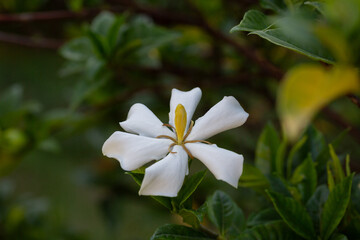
<box><xmin>60</xmin><ymin>11</ymin><xmax>179</xmax><ymax>108</ymax></box>
<box><xmin>151</xmin><ymin>224</ymin><xmax>214</xmax><ymax>240</ymax></box>
<box><xmin>207</xmin><ymin>191</ymin><xmax>245</xmax><ymax>237</ymax></box>
<box><xmin>267</xmin><ymin>190</ymin><xmax>316</xmax><ymax>239</ymax></box>
<box><xmin>321</xmin><ymin>174</ymin><xmax>354</xmax><ymax>240</ymax></box>
<box><xmin>255</xmin><ymin>123</ymin><xmax>280</xmax><ymax>175</ymax></box>
<box><xmin>232</xmin><ymin>0</ymin><xmax>360</xmax><ymax>141</ymax></box>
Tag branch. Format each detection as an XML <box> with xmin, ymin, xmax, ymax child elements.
<box><xmin>0</xmin><ymin>8</ymin><xmax>104</xmax><ymax>22</ymax></box>
<box><xmin>347</xmin><ymin>94</ymin><xmax>360</xmax><ymax>108</ymax></box>
<box><xmin>0</xmin><ymin>31</ymin><xmax>63</xmax><ymax>49</ymax></box>
<box><xmin>109</xmin><ymin>0</ymin><xmax>284</xmax><ymax>79</ymax></box>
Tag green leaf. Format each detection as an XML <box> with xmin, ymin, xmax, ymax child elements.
<box><xmin>91</xmin><ymin>11</ymin><xmax>117</xmax><ymax>37</ymax></box>
<box><xmin>306</xmin><ymin>185</ymin><xmax>329</xmax><ymax>232</ymax></box>
<box><xmin>351</xmin><ymin>175</ymin><xmax>360</xmax><ymax>213</ymax></box>
<box><xmin>286</xmin><ymin>135</ymin><xmax>307</xmax><ymax>179</ymax></box>
<box><xmin>59</xmin><ymin>37</ymin><xmax>94</xmax><ymax>61</ymax></box>
<box><xmin>178</xmin><ymin>208</ymin><xmax>204</xmax><ymax>229</ymax></box>
<box><xmin>327</xmin><ymin>162</ymin><xmax>335</xmax><ymax>192</ymax></box>
<box><xmin>329</xmin><ymin>144</ymin><xmax>345</xmax><ymax>182</ymax></box>
<box><xmin>239</xmin><ymin>163</ymin><xmax>269</xmax><ymax>189</ymax></box>
<box><xmin>247</xmin><ymin>208</ymin><xmax>281</xmax><ymax>227</ymax></box>
<box><xmin>231</xmin><ymin>10</ymin><xmax>269</xmax><ymax>32</ymax></box>
<box><xmin>275</xmin><ymin>139</ymin><xmax>287</xmax><ymax>177</ymax></box>
<box><xmin>330</xmin><ymin>234</ymin><xmax>348</xmax><ymax>240</ymax></box>
<box><xmin>267</xmin><ymin>190</ymin><xmax>316</xmax><ymax>239</ymax></box>
<box><xmin>207</xmin><ymin>190</ymin><xmax>238</xmax><ymax>236</ymax></box>
<box><xmin>320</xmin><ymin>174</ymin><xmax>354</xmax><ymax>240</ymax></box>
<box><xmin>255</xmin><ymin>123</ymin><xmax>280</xmax><ymax>175</ymax></box>
<box><xmin>260</xmin><ymin>0</ymin><xmax>287</xmax><ymax>13</ymax></box>
<box><xmin>268</xmin><ymin>174</ymin><xmax>292</xmax><ymax>197</ymax></box>
<box><xmin>126</xmin><ymin>172</ymin><xmax>172</xmax><ymax>210</ymax></box>
<box><xmin>231</xmin><ymin>10</ymin><xmax>335</xmax><ymax>63</ymax></box>
<box><xmin>240</xmin><ymin>220</ymin><xmax>301</xmax><ymax>240</ymax></box>
<box><xmin>316</xmin><ymin>128</ymin><xmax>349</xmax><ymax>174</ymax></box>
<box><xmin>107</xmin><ymin>14</ymin><xmax>127</xmax><ymax>50</ymax></box>
<box><xmin>227</xmin><ymin>205</ymin><xmax>246</xmax><ymax>238</ymax></box>
<box><xmin>291</xmin><ymin>155</ymin><xmax>317</xmax><ymax>203</ymax></box>
<box><xmin>174</xmin><ymin>171</ymin><xmax>206</xmax><ymax>208</ymax></box>
<box><xmin>151</xmin><ymin>224</ymin><xmax>214</xmax><ymax>240</ymax></box>
<box><xmin>277</xmin><ymin>64</ymin><xmax>359</xmax><ymax>141</ymax></box>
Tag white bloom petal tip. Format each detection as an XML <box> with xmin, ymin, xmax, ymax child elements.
<box><xmin>102</xmin><ymin>131</ymin><xmax>171</xmax><ymax>171</ymax></box>
<box><xmin>188</xmin><ymin>95</ymin><xmax>249</xmax><ymax>141</ymax></box>
<box><xmin>169</xmin><ymin>87</ymin><xmax>202</xmax><ymax>129</ymax></box>
<box><xmin>139</xmin><ymin>146</ymin><xmax>188</xmax><ymax>197</ymax></box>
<box><xmin>119</xmin><ymin>103</ymin><xmax>174</xmax><ymax>138</ymax></box>
<box><xmin>186</xmin><ymin>143</ymin><xmax>244</xmax><ymax>188</ymax></box>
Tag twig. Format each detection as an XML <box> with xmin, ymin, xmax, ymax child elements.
<box><xmin>110</xmin><ymin>0</ymin><xmax>284</xmax><ymax>79</ymax></box>
<box><xmin>0</xmin><ymin>8</ymin><xmax>103</xmax><ymax>22</ymax></box>
<box><xmin>0</xmin><ymin>31</ymin><xmax>63</xmax><ymax>49</ymax></box>
<box><xmin>347</xmin><ymin>94</ymin><xmax>360</xmax><ymax>108</ymax></box>
<box><xmin>322</xmin><ymin>107</ymin><xmax>360</xmax><ymax>143</ymax></box>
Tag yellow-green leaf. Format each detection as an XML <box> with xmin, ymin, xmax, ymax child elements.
<box><xmin>278</xmin><ymin>64</ymin><xmax>359</xmax><ymax>141</ymax></box>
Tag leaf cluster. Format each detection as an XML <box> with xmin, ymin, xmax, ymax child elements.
<box><xmin>149</xmin><ymin>124</ymin><xmax>360</xmax><ymax>240</ymax></box>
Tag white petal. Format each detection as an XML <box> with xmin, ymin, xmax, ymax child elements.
<box><xmin>102</xmin><ymin>131</ymin><xmax>172</xmax><ymax>171</ymax></box>
<box><xmin>169</xmin><ymin>88</ymin><xmax>202</xmax><ymax>129</ymax></box>
<box><xmin>120</xmin><ymin>103</ymin><xmax>175</xmax><ymax>138</ymax></box>
<box><xmin>139</xmin><ymin>145</ymin><xmax>188</xmax><ymax>197</ymax></box>
<box><xmin>186</xmin><ymin>143</ymin><xmax>243</xmax><ymax>187</ymax></box>
<box><xmin>187</xmin><ymin>96</ymin><xmax>249</xmax><ymax>141</ymax></box>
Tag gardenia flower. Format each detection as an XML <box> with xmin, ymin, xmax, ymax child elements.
<box><xmin>102</xmin><ymin>87</ymin><xmax>249</xmax><ymax>197</ymax></box>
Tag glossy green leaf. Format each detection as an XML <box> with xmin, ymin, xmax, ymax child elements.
<box><xmin>240</xmin><ymin>220</ymin><xmax>301</xmax><ymax>240</ymax></box>
<box><xmin>268</xmin><ymin>174</ymin><xmax>292</xmax><ymax>197</ymax></box>
<box><xmin>330</xmin><ymin>234</ymin><xmax>348</xmax><ymax>240</ymax></box>
<box><xmin>291</xmin><ymin>155</ymin><xmax>317</xmax><ymax>203</ymax></box>
<box><xmin>239</xmin><ymin>163</ymin><xmax>269</xmax><ymax>189</ymax></box>
<box><xmin>255</xmin><ymin>123</ymin><xmax>280</xmax><ymax>175</ymax></box>
<box><xmin>174</xmin><ymin>171</ymin><xmax>206</xmax><ymax>207</ymax></box>
<box><xmin>151</xmin><ymin>224</ymin><xmax>214</xmax><ymax>240</ymax></box>
<box><xmin>178</xmin><ymin>208</ymin><xmax>204</xmax><ymax>229</ymax></box>
<box><xmin>59</xmin><ymin>37</ymin><xmax>93</xmax><ymax>61</ymax></box>
<box><xmin>231</xmin><ymin>10</ymin><xmax>335</xmax><ymax>63</ymax></box>
<box><xmin>321</xmin><ymin>174</ymin><xmax>354</xmax><ymax>240</ymax></box>
<box><xmin>351</xmin><ymin>175</ymin><xmax>360</xmax><ymax>213</ymax></box>
<box><xmin>327</xmin><ymin>162</ymin><xmax>335</xmax><ymax>192</ymax></box>
<box><xmin>286</xmin><ymin>135</ymin><xmax>307</xmax><ymax>179</ymax></box>
<box><xmin>247</xmin><ymin>208</ymin><xmax>281</xmax><ymax>227</ymax></box>
<box><xmin>267</xmin><ymin>190</ymin><xmax>316</xmax><ymax>239</ymax></box>
<box><xmin>227</xmin><ymin>205</ymin><xmax>246</xmax><ymax>238</ymax></box>
<box><xmin>275</xmin><ymin>139</ymin><xmax>287</xmax><ymax>177</ymax></box>
<box><xmin>91</xmin><ymin>11</ymin><xmax>117</xmax><ymax>37</ymax></box>
<box><xmin>260</xmin><ymin>0</ymin><xmax>286</xmax><ymax>13</ymax></box>
<box><xmin>329</xmin><ymin>144</ymin><xmax>345</xmax><ymax>182</ymax></box>
<box><xmin>207</xmin><ymin>190</ymin><xmax>237</xmax><ymax>236</ymax></box>
<box><xmin>315</xmin><ymin>128</ymin><xmax>349</xmax><ymax>173</ymax></box>
<box><xmin>306</xmin><ymin>185</ymin><xmax>329</xmax><ymax>232</ymax></box>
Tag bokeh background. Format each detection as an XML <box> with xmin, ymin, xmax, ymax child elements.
<box><xmin>0</xmin><ymin>0</ymin><xmax>359</xmax><ymax>239</ymax></box>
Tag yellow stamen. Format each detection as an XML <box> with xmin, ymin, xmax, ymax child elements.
<box><xmin>174</xmin><ymin>104</ymin><xmax>187</xmax><ymax>144</ymax></box>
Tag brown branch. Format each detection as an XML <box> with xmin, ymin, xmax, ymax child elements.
<box><xmin>322</xmin><ymin>107</ymin><xmax>360</xmax><ymax>143</ymax></box>
<box><xmin>109</xmin><ymin>0</ymin><xmax>284</xmax><ymax>79</ymax></box>
<box><xmin>347</xmin><ymin>94</ymin><xmax>360</xmax><ymax>108</ymax></box>
<box><xmin>0</xmin><ymin>8</ymin><xmax>104</xmax><ymax>22</ymax></box>
<box><xmin>0</xmin><ymin>31</ymin><xmax>63</xmax><ymax>49</ymax></box>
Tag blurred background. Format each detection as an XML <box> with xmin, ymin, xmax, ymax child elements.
<box><xmin>0</xmin><ymin>0</ymin><xmax>359</xmax><ymax>239</ymax></box>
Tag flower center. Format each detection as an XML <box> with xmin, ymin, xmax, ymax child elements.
<box><xmin>156</xmin><ymin>104</ymin><xmax>212</xmax><ymax>159</ymax></box>
<box><xmin>174</xmin><ymin>104</ymin><xmax>187</xmax><ymax>144</ymax></box>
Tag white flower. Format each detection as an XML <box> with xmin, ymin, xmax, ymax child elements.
<box><xmin>102</xmin><ymin>87</ymin><xmax>249</xmax><ymax>197</ymax></box>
